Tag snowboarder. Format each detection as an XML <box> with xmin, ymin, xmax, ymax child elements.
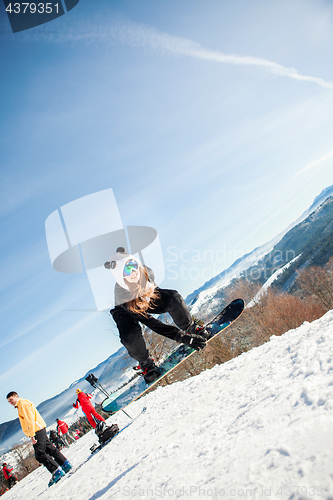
<box><xmin>6</xmin><ymin>392</ymin><xmax>72</xmax><ymax>487</ymax></box>
<box><xmin>2</xmin><ymin>463</ymin><xmax>17</xmax><ymax>489</ymax></box>
<box><xmin>73</xmin><ymin>389</ymin><xmax>105</xmax><ymax>428</ymax></box>
<box><xmin>105</xmin><ymin>247</ymin><xmax>209</xmax><ymax>382</ymax></box>
<box><xmin>56</xmin><ymin>418</ymin><xmax>75</xmax><ymax>445</ymax></box>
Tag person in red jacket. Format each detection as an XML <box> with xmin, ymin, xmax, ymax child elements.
<box><xmin>2</xmin><ymin>463</ymin><xmax>17</xmax><ymax>489</ymax></box>
<box><xmin>73</xmin><ymin>428</ymin><xmax>81</xmax><ymax>440</ymax></box>
<box><xmin>73</xmin><ymin>389</ymin><xmax>105</xmax><ymax>428</ymax></box>
<box><xmin>56</xmin><ymin>419</ymin><xmax>75</xmax><ymax>445</ymax></box>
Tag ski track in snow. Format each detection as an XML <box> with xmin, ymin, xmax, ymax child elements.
<box><xmin>4</xmin><ymin>311</ymin><xmax>333</xmax><ymax>500</ymax></box>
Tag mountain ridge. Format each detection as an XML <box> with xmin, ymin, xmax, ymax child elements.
<box><xmin>186</xmin><ymin>186</ymin><xmax>333</xmax><ymax>319</ymax></box>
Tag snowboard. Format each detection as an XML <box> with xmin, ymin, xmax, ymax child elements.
<box><xmin>89</xmin><ymin>406</ymin><xmax>147</xmax><ymax>454</ymax></box>
<box><xmin>102</xmin><ymin>298</ymin><xmax>244</xmax><ymax>414</ymax></box>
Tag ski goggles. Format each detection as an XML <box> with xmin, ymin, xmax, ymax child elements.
<box><xmin>123</xmin><ymin>260</ymin><xmax>139</xmax><ymax>277</ymax></box>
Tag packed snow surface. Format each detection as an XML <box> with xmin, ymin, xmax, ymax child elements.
<box><xmin>5</xmin><ymin>311</ymin><xmax>333</xmax><ymax>500</ymax></box>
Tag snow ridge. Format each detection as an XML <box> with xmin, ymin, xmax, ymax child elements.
<box><xmin>4</xmin><ymin>310</ymin><xmax>333</xmax><ymax>500</ymax></box>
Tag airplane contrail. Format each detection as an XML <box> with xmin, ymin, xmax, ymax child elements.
<box><xmin>30</xmin><ymin>18</ymin><xmax>333</xmax><ymax>90</ymax></box>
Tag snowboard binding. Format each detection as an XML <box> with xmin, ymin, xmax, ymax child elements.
<box><xmin>133</xmin><ymin>357</ymin><xmax>161</xmax><ymax>384</ymax></box>
<box><xmin>95</xmin><ymin>421</ymin><xmax>119</xmax><ymax>444</ymax></box>
<box><xmin>92</xmin><ymin>414</ymin><xmax>120</xmax><ymax>445</ymax></box>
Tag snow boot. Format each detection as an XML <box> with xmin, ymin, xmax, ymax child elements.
<box><xmin>140</xmin><ymin>357</ymin><xmax>161</xmax><ymax>383</ymax></box>
<box><xmin>48</xmin><ymin>467</ymin><xmax>65</xmax><ymax>487</ymax></box>
<box><xmin>61</xmin><ymin>460</ymin><xmax>73</xmax><ymax>473</ymax></box>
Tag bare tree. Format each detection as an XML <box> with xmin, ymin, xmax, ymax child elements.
<box><xmin>11</xmin><ymin>442</ymin><xmax>40</xmax><ymax>479</ymax></box>
<box><xmin>142</xmin><ymin>315</ymin><xmax>178</xmax><ymax>363</ymax></box>
<box><xmin>296</xmin><ymin>257</ymin><xmax>333</xmax><ymax>310</ymax></box>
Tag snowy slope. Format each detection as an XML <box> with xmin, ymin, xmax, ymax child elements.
<box><xmin>247</xmin><ymin>254</ymin><xmax>302</xmax><ymax>307</ymax></box>
<box><xmin>4</xmin><ymin>310</ymin><xmax>333</xmax><ymax>500</ymax></box>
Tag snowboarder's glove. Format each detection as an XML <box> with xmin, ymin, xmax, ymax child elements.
<box><xmin>177</xmin><ymin>332</ymin><xmax>207</xmax><ymax>351</ymax></box>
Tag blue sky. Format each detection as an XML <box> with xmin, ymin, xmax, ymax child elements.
<box><xmin>1</xmin><ymin>0</ymin><xmax>333</xmax><ymax>425</ymax></box>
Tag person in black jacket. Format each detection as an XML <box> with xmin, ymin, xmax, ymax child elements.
<box><xmin>49</xmin><ymin>430</ymin><xmax>66</xmax><ymax>449</ymax></box>
<box><xmin>105</xmin><ymin>247</ymin><xmax>209</xmax><ymax>382</ymax></box>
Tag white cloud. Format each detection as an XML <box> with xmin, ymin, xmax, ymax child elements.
<box><xmin>295</xmin><ymin>148</ymin><xmax>333</xmax><ymax>176</ymax></box>
<box><xmin>0</xmin><ymin>313</ymin><xmax>97</xmax><ymax>386</ymax></box>
<box><xmin>33</xmin><ymin>18</ymin><xmax>333</xmax><ymax>90</ymax></box>
<box><xmin>0</xmin><ymin>277</ymin><xmax>92</xmax><ymax>349</ymax></box>
<box><xmin>123</xmin><ymin>23</ymin><xmax>333</xmax><ymax>89</ymax></box>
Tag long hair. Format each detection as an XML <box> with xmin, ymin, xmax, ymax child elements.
<box><xmin>125</xmin><ymin>267</ymin><xmax>160</xmax><ymax>316</ymax></box>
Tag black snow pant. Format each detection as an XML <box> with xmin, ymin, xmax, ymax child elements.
<box><xmin>33</xmin><ymin>428</ymin><xmax>67</xmax><ymax>474</ymax></box>
<box><xmin>111</xmin><ymin>288</ymin><xmax>192</xmax><ymax>362</ymax></box>
<box><xmin>7</xmin><ymin>476</ymin><xmax>17</xmax><ymax>489</ymax></box>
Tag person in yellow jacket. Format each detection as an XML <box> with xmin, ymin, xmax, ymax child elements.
<box><xmin>6</xmin><ymin>391</ymin><xmax>72</xmax><ymax>487</ymax></box>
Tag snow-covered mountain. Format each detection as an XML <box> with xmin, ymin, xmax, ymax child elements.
<box><xmin>4</xmin><ymin>308</ymin><xmax>333</xmax><ymax>500</ymax></box>
<box><xmin>186</xmin><ymin>185</ymin><xmax>333</xmax><ymax>318</ymax></box>
<box><xmin>185</xmin><ymin>239</ymin><xmax>276</xmax><ymax>316</ymax></box>
<box><xmin>305</xmin><ymin>185</ymin><xmax>333</xmax><ymax>215</ymax></box>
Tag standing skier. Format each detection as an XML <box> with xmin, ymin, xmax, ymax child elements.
<box><xmin>73</xmin><ymin>390</ymin><xmax>105</xmax><ymax>428</ymax></box>
<box><xmin>6</xmin><ymin>392</ymin><xmax>72</xmax><ymax>487</ymax></box>
<box><xmin>105</xmin><ymin>247</ymin><xmax>208</xmax><ymax>383</ymax></box>
<box><xmin>56</xmin><ymin>418</ymin><xmax>75</xmax><ymax>446</ymax></box>
<box><xmin>2</xmin><ymin>463</ymin><xmax>17</xmax><ymax>489</ymax></box>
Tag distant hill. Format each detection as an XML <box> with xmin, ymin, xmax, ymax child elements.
<box><xmin>239</xmin><ymin>195</ymin><xmax>333</xmax><ymax>291</ymax></box>
<box><xmin>186</xmin><ymin>186</ymin><xmax>333</xmax><ymax>319</ymax></box>
<box><xmin>265</xmin><ymin>196</ymin><xmax>333</xmax><ymax>291</ymax></box>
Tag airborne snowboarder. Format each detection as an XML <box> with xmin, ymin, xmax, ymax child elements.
<box><xmin>105</xmin><ymin>247</ymin><xmax>209</xmax><ymax>383</ymax></box>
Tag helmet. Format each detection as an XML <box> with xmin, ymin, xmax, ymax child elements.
<box><xmin>76</xmin><ymin>389</ymin><xmax>82</xmax><ymax>394</ymax></box>
<box><xmin>104</xmin><ymin>248</ymin><xmax>142</xmax><ymax>291</ymax></box>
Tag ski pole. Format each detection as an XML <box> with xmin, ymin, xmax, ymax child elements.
<box><xmin>76</xmin><ymin>411</ymin><xmax>83</xmax><ymax>433</ymax></box>
<box><xmin>121</xmin><ymin>409</ymin><xmax>133</xmax><ymax>420</ymax></box>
